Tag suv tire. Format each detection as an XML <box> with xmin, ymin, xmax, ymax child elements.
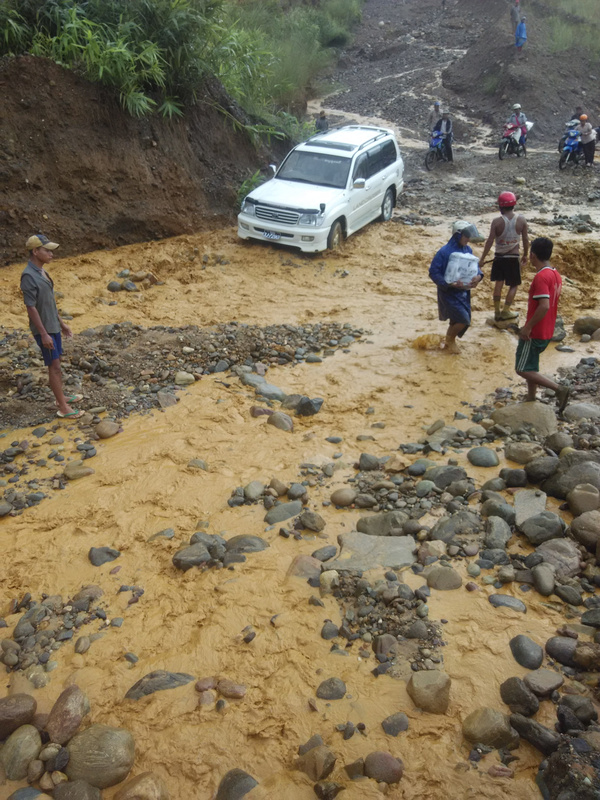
<box><xmin>327</xmin><ymin>219</ymin><xmax>344</xmax><ymax>250</ymax></box>
<box><xmin>380</xmin><ymin>188</ymin><xmax>395</xmax><ymax>221</ymax></box>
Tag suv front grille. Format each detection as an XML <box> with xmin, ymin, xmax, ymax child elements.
<box><xmin>255</xmin><ymin>205</ymin><xmax>300</xmax><ymax>225</ymax></box>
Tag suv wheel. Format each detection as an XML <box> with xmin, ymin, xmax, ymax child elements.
<box><xmin>380</xmin><ymin>188</ymin><xmax>394</xmax><ymax>221</ymax></box>
<box><xmin>327</xmin><ymin>219</ymin><xmax>344</xmax><ymax>250</ymax></box>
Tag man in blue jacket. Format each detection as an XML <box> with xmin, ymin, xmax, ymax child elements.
<box><xmin>429</xmin><ymin>221</ymin><xmax>484</xmax><ymax>353</ymax></box>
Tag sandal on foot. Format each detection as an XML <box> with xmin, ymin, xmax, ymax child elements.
<box><xmin>56</xmin><ymin>394</ymin><xmax>84</xmax><ymax>406</ymax></box>
<box><xmin>57</xmin><ymin>409</ymin><xmax>85</xmax><ymax>419</ymax></box>
<box><xmin>556</xmin><ymin>386</ymin><xmax>570</xmax><ymax>414</ymax></box>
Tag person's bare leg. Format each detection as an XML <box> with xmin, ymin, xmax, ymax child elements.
<box><xmin>493</xmin><ymin>280</ymin><xmax>504</xmax><ymax>319</ymax></box>
<box><xmin>444</xmin><ymin>322</ymin><xmax>467</xmax><ymax>354</ymax></box>
<box><xmin>500</xmin><ymin>283</ymin><xmax>519</xmax><ymax>319</ymax></box>
<box><xmin>48</xmin><ymin>360</ymin><xmax>73</xmax><ymax>415</ymax></box>
<box><xmin>517</xmin><ymin>370</ymin><xmax>570</xmax><ymax>411</ymax></box>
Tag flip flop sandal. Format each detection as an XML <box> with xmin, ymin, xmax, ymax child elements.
<box><xmin>56</xmin><ymin>409</ymin><xmax>85</xmax><ymax>419</ymax></box>
<box><xmin>56</xmin><ymin>394</ymin><xmax>84</xmax><ymax>406</ymax></box>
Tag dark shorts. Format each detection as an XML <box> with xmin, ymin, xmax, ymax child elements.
<box><xmin>34</xmin><ymin>332</ymin><xmax>63</xmax><ymax>366</ymax></box>
<box><xmin>491</xmin><ymin>255</ymin><xmax>521</xmax><ymax>287</ymax></box>
<box><xmin>515</xmin><ymin>338</ymin><xmax>549</xmax><ymax>373</ymax></box>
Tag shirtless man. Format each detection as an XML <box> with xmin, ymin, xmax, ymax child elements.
<box><xmin>479</xmin><ymin>191</ymin><xmax>529</xmax><ymax>321</ymax></box>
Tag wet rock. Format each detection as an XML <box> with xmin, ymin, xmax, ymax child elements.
<box><xmin>66</xmin><ymin>724</ymin><xmax>135</xmax><ymax>788</ymax></box>
<box><xmin>0</xmin><ymin>693</ymin><xmax>37</xmax><ymax>740</ymax></box>
<box><xmin>488</xmin><ymin>595</ymin><xmax>526</xmax><ymax>613</ymax></box>
<box><xmin>573</xmin><ymin>316</ymin><xmax>600</xmax><ymax>335</ymax></box>
<box><xmin>327</xmin><ymin>531</ymin><xmax>415</xmax><ymax>571</ymax></box>
<box><xmin>299</xmin><ymin>510</ymin><xmax>326</xmax><ymax>532</ymax></box>
<box><xmin>216</xmin><ymin>680</ymin><xmax>246</xmax><ymax>699</ymax></box>
<box><xmin>505</xmin><ymin>442</ymin><xmax>545</xmax><ymax>464</ymax></box>
<box><xmin>573</xmin><ymin>641</ymin><xmax>600</xmax><ymax>671</ymax></box>
<box><xmin>296</xmin><ymin>746</ymin><xmax>336</xmax><ymax>781</ymax></box>
<box><xmin>316</xmin><ymin>678</ymin><xmax>346</xmax><ymax>700</ymax></box>
<box><xmin>484</xmin><ymin>517</ymin><xmax>512</xmax><ymax>550</ymax></box>
<box><xmin>430</xmin><ymin>510</ymin><xmax>480</xmax><ymax>542</ymax></box>
<box><xmin>509</xmin><ymin>714</ymin><xmax>561</xmax><ymax>756</ymax></box>
<box><xmin>95</xmin><ymin>420</ymin><xmax>120</xmax><ymax>439</ymax></box>
<box><xmin>545</xmin><ymin>432</ymin><xmax>574</xmax><ymax>452</ymax></box>
<box><xmin>321</xmin><ymin>622</ymin><xmax>339</xmax><ymax>640</ymax></box>
<box><xmin>564</xmin><ymin>403</ymin><xmax>600</xmax><ymax>422</ymax></box>
<box><xmin>520</xmin><ymin>512</ymin><xmax>564</xmax><ymax>546</ymax></box>
<box><xmin>47</xmin><ymin>685</ymin><xmax>89</xmax><ymax>745</ymax></box>
<box><xmin>554</xmin><ymin>584</ymin><xmax>582</xmax><ymax>606</ymax></box>
<box><xmin>500</xmin><ymin>677</ymin><xmax>540</xmax><ymax>716</ymax></box>
<box><xmin>312</xmin><ymin>546</ymin><xmax>337</xmax><ymax>562</ymax></box>
<box><xmin>356</xmin><ymin>510</ymin><xmax>408</xmax><ymax>536</ymax></box>
<box><xmin>88</xmin><ymin>546</ymin><xmax>120</xmax><ymax>566</ymax></box>
<box><xmin>330</xmin><ymin>488</ymin><xmax>356</xmax><ymax>507</ymax></box>
<box><xmin>296</xmin><ymin>397</ymin><xmax>323</xmax><ymax>416</ymax></box>
<box><xmin>406</xmin><ymin>671</ymin><xmax>450</xmax><ymax>714</ymax></box>
<box><xmin>214</xmin><ymin>768</ymin><xmax>258</xmax><ymax>800</ymax></box>
<box><xmin>63</xmin><ymin>460</ymin><xmax>95</xmax><ymax>480</ymax></box>
<box><xmin>524</xmin><ymin>668</ymin><xmax>564</xmax><ymax>697</ymax></box>
<box><xmin>298</xmin><ymin>735</ymin><xmax>324</xmax><ymax>756</ymax></box>
<box><xmin>314</xmin><ymin>781</ymin><xmax>344</xmax><ymax>800</ymax></box>
<box><xmin>481</xmin><ymin>498</ymin><xmax>516</xmax><ymax>526</ymax></box>
<box><xmin>491</xmin><ymin>402</ymin><xmax>557</xmax><ymax>437</ymax></box>
<box><xmin>358</xmin><ymin>453</ymin><xmax>380</xmax><ymax>471</ymax></box>
<box><xmin>125</xmin><ymin>670</ymin><xmax>194</xmax><ymax>700</ymax></box>
<box><xmin>467</xmin><ymin>447</ymin><xmax>499</xmax><ymax>467</ymax></box>
<box><xmin>264</xmin><ymin>500</ymin><xmax>303</xmax><ymax>524</ymax></box>
<box><xmin>364</xmin><ymin>751</ymin><xmax>404</xmax><ymax>784</ymax></box>
<box><xmin>174</xmin><ymin>371</ymin><xmax>195</xmax><ymax>385</ymax></box>
<box><xmin>156</xmin><ymin>391</ymin><xmax>177</xmax><ymax>409</ymax></box>
<box><xmin>535</xmin><ymin>539</ymin><xmax>580</xmax><ymax>578</ymax></box>
<box><xmin>499</xmin><ymin>468</ymin><xmax>527</xmax><ymax>488</ymax></box>
<box><xmin>243</xmin><ymin>480</ymin><xmax>264</xmax><ymax>501</ymax></box>
<box><xmin>381</xmin><ymin>712</ymin><xmax>409</xmax><ymax>736</ymax></box>
<box><xmin>568</xmin><ymin>484</ymin><xmax>600</xmax><ymax>517</ymax></box>
<box><xmin>225</xmin><ymin>535</ymin><xmax>268</xmax><ymax>553</ymax></box>
<box><xmin>462</xmin><ymin>708</ymin><xmax>519</xmax><ymax>749</ymax></box>
<box><xmin>114</xmin><ymin>772</ymin><xmax>169</xmax><ymax>799</ymax></box>
<box><xmin>1</xmin><ymin>724</ymin><xmax>42</xmax><ymax>779</ymax></box>
<box><xmin>514</xmin><ymin>489</ymin><xmax>547</xmax><ymax>527</ymax></box>
<box><xmin>287</xmin><ymin>555</ymin><xmax>322</xmax><ymax>579</ymax></box>
<box><xmin>172</xmin><ymin>543</ymin><xmax>210</xmax><ymax>571</ymax></box>
<box><xmin>405</xmin><ymin>620</ymin><xmax>428</xmax><ymax>639</ymax></box>
<box><xmin>543</xmin><ymin>455</ymin><xmax>600</xmax><ymax>499</ymax></box>
<box><xmin>424</xmin><ymin>465</ymin><xmax>467</xmax><ymax>489</ymax></box>
<box><xmin>581</xmin><ymin>608</ymin><xmax>600</xmax><ymax>627</ymax></box>
<box><xmin>53</xmin><ymin>783</ymin><xmax>101</xmax><ymax>800</ymax></box>
<box><xmin>267</xmin><ymin>412</ymin><xmax>294</xmax><ymax>432</ymax></box>
<box><xmin>525</xmin><ymin>457</ymin><xmax>559</xmax><ymax>484</ymax></box>
<box><xmin>559</xmin><ymin>694</ymin><xmax>597</xmax><ymax>725</ymax></box>
<box><xmin>532</xmin><ymin>564</ymin><xmax>555</xmax><ymax>596</ymax></box>
<box><xmin>426</xmin><ymin>565</ymin><xmax>462</xmax><ymax>590</ymax></box>
<box><xmin>571</xmin><ymin>510</ymin><xmax>600</xmax><ymax>550</ymax></box>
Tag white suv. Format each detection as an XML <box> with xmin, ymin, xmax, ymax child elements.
<box><xmin>237</xmin><ymin>125</ymin><xmax>404</xmax><ymax>253</ymax></box>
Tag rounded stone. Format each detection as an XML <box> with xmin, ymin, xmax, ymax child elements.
<box><xmin>66</xmin><ymin>724</ymin><xmax>135</xmax><ymax>788</ymax></box>
<box><xmin>0</xmin><ymin>724</ymin><xmax>42</xmax><ymax>780</ymax></box>
<box><xmin>267</xmin><ymin>412</ymin><xmax>294</xmax><ymax>432</ymax></box>
<box><xmin>545</xmin><ymin>636</ymin><xmax>577</xmax><ymax>668</ymax></box>
<box><xmin>330</xmin><ymin>488</ymin><xmax>356</xmax><ymax>507</ymax></box>
<box><xmin>467</xmin><ymin>447</ymin><xmax>499</xmax><ymax>467</ymax></box>
<box><xmin>0</xmin><ymin>694</ymin><xmax>37</xmax><ymax>740</ymax></box>
<box><xmin>114</xmin><ymin>771</ymin><xmax>170</xmax><ymax>800</ymax></box>
<box><xmin>364</xmin><ymin>751</ymin><xmax>404</xmax><ymax>784</ymax></box>
<box><xmin>462</xmin><ymin>708</ymin><xmax>519</xmax><ymax>749</ymax></box>
<box><xmin>509</xmin><ymin>635</ymin><xmax>543</xmax><ymax>670</ymax></box>
<box><xmin>316</xmin><ymin>678</ymin><xmax>346</xmax><ymax>700</ymax></box>
<box><xmin>406</xmin><ymin>671</ymin><xmax>451</xmax><ymax>714</ymax></box>
<box><xmin>47</xmin><ymin>685</ymin><xmax>89</xmax><ymax>745</ymax></box>
<box><xmin>426</xmin><ymin>566</ymin><xmax>462</xmax><ymax>591</ymax></box>
<box><xmin>524</xmin><ymin>668</ymin><xmax>564</xmax><ymax>697</ymax></box>
<box><xmin>570</xmin><ymin>510</ymin><xmax>600</xmax><ymax>550</ymax></box>
<box><xmin>95</xmin><ymin>420</ymin><xmax>120</xmax><ymax>439</ymax></box>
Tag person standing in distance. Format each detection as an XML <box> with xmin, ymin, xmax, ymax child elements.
<box><xmin>427</xmin><ymin>100</ymin><xmax>442</xmax><ymax>132</ymax></box>
<box><xmin>429</xmin><ymin>220</ymin><xmax>483</xmax><ymax>354</ymax></box>
<box><xmin>515</xmin><ymin>14</ymin><xmax>527</xmax><ymax>54</ymax></box>
<box><xmin>315</xmin><ymin>110</ymin><xmax>329</xmax><ymax>132</ymax></box>
<box><xmin>578</xmin><ymin>114</ymin><xmax>596</xmax><ymax>167</ymax></box>
<box><xmin>516</xmin><ymin>236</ymin><xmax>569</xmax><ymax>412</ymax></box>
<box><xmin>479</xmin><ymin>191</ymin><xmax>529</xmax><ymax>321</ymax></box>
<box><xmin>510</xmin><ymin>0</ymin><xmax>521</xmax><ymax>34</ymax></box>
<box><xmin>20</xmin><ymin>234</ymin><xmax>84</xmax><ymax>419</ymax></box>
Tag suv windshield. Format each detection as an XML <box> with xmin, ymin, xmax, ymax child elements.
<box><xmin>276</xmin><ymin>150</ymin><xmax>351</xmax><ymax>189</ymax></box>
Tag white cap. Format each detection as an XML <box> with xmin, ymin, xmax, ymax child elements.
<box><xmin>512</xmin><ymin>103</ymin><xmax>521</xmax><ymax>110</ymax></box>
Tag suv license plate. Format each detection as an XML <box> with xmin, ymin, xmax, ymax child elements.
<box><xmin>263</xmin><ymin>231</ymin><xmax>281</xmax><ymax>241</ymax></box>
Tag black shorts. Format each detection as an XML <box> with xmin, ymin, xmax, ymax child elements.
<box><xmin>491</xmin><ymin>255</ymin><xmax>521</xmax><ymax>287</ymax></box>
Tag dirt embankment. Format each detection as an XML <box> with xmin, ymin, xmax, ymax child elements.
<box><xmin>0</xmin><ymin>56</ymin><xmax>272</xmax><ymax>265</ymax></box>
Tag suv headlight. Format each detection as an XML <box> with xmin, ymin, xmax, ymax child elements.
<box><xmin>298</xmin><ymin>212</ymin><xmax>322</xmax><ymax>227</ymax></box>
<box><xmin>241</xmin><ymin>199</ymin><xmax>256</xmax><ymax>216</ymax></box>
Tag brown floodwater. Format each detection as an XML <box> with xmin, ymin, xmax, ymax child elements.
<box><xmin>0</xmin><ymin>221</ymin><xmax>599</xmax><ymax>799</ymax></box>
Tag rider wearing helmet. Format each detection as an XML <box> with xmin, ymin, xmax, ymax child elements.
<box><xmin>427</xmin><ymin>100</ymin><xmax>442</xmax><ymax>132</ymax></box>
<box><xmin>508</xmin><ymin>104</ymin><xmax>528</xmax><ymax>147</ymax></box>
<box><xmin>433</xmin><ymin>111</ymin><xmax>453</xmax><ymax>162</ymax></box>
<box><xmin>479</xmin><ymin>191</ymin><xmax>529</xmax><ymax>321</ymax></box>
<box><xmin>578</xmin><ymin>114</ymin><xmax>596</xmax><ymax>167</ymax></box>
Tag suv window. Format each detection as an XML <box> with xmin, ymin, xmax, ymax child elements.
<box><xmin>352</xmin><ymin>153</ymin><xmax>368</xmax><ymax>181</ymax></box>
<box><xmin>366</xmin><ymin>140</ymin><xmax>397</xmax><ymax>178</ymax></box>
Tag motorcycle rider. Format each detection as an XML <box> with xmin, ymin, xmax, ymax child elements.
<box><xmin>433</xmin><ymin>111</ymin><xmax>453</xmax><ymax>162</ymax></box>
<box><xmin>508</xmin><ymin>103</ymin><xmax>528</xmax><ymax>148</ymax></box>
<box><xmin>479</xmin><ymin>191</ymin><xmax>529</xmax><ymax>321</ymax></box>
<box><xmin>427</xmin><ymin>100</ymin><xmax>442</xmax><ymax>132</ymax></box>
<box><xmin>578</xmin><ymin>114</ymin><xmax>596</xmax><ymax>167</ymax></box>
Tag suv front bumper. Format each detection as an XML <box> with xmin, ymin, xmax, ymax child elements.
<box><xmin>237</xmin><ymin>213</ymin><xmax>330</xmax><ymax>253</ymax></box>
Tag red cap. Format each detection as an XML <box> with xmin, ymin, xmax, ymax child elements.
<box><xmin>498</xmin><ymin>191</ymin><xmax>517</xmax><ymax>208</ymax></box>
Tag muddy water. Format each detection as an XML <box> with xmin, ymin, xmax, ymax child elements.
<box><xmin>1</xmin><ymin>223</ymin><xmax>599</xmax><ymax>799</ymax></box>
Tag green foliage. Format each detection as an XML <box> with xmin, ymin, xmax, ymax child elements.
<box><xmin>482</xmin><ymin>73</ymin><xmax>500</xmax><ymax>96</ymax></box>
<box><xmin>237</xmin><ymin>168</ymin><xmax>265</xmax><ymax>208</ymax></box>
<box><xmin>0</xmin><ymin>7</ymin><xmax>29</xmax><ymax>53</ymax></box>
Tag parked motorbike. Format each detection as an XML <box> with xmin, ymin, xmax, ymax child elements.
<box><xmin>559</xmin><ymin>127</ymin><xmax>585</xmax><ymax>169</ymax></box>
<box><xmin>498</xmin><ymin>121</ymin><xmax>533</xmax><ymax>159</ymax></box>
<box><xmin>425</xmin><ymin>131</ymin><xmax>450</xmax><ymax>171</ymax></box>
<box><xmin>558</xmin><ymin>119</ymin><xmax>581</xmax><ymax>152</ymax></box>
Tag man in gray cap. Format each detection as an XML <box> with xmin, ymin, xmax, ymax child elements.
<box><xmin>20</xmin><ymin>234</ymin><xmax>84</xmax><ymax>418</ymax></box>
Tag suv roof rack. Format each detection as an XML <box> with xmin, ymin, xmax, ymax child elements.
<box><xmin>304</xmin><ymin>124</ymin><xmax>392</xmax><ymax>152</ymax></box>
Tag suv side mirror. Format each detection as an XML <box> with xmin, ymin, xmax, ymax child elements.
<box><xmin>269</xmin><ymin>164</ymin><xmax>277</xmax><ymax>174</ymax></box>
<box><xmin>353</xmin><ymin>178</ymin><xmax>366</xmax><ymax>189</ymax></box>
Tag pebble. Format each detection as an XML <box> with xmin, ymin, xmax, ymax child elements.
<box><xmin>66</xmin><ymin>725</ymin><xmax>135</xmax><ymax>788</ymax></box>
<box><xmin>488</xmin><ymin>595</ymin><xmax>526</xmax><ymax>613</ymax></box>
<box><xmin>214</xmin><ymin>768</ymin><xmax>258</xmax><ymax>800</ymax></box>
<box><xmin>316</xmin><ymin>677</ymin><xmax>346</xmax><ymax>700</ymax></box>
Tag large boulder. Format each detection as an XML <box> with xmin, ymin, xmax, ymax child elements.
<box><xmin>66</xmin><ymin>725</ymin><xmax>135</xmax><ymax>788</ymax></box>
<box><xmin>570</xmin><ymin>510</ymin><xmax>600</xmax><ymax>550</ymax></box>
<box><xmin>519</xmin><ymin>512</ymin><xmax>564</xmax><ymax>545</ymax></box>
<box><xmin>430</xmin><ymin>510</ymin><xmax>480</xmax><ymax>542</ymax></box>
<box><xmin>491</xmin><ymin>403</ymin><xmax>557</xmax><ymax>437</ymax></box>
<box><xmin>542</xmin><ymin>452</ymin><xmax>600</xmax><ymax>499</ymax></box>
<box><xmin>327</xmin><ymin>531</ymin><xmax>416</xmax><ymax>572</ymax></box>
<box><xmin>535</xmin><ymin>539</ymin><xmax>581</xmax><ymax>578</ymax></box>
<box><xmin>406</xmin><ymin>671</ymin><xmax>451</xmax><ymax>714</ymax></box>
<box><xmin>505</xmin><ymin>442</ymin><xmax>545</xmax><ymax>464</ymax></box>
<box><xmin>573</xmin><ymin>316</ymin><xmax>600</xmax><ymax>335</ymax></box>
<box><xmin>568</xmin><ymin>484</ymin><xmax>600</xmax><ymax>516</ymax></box>
<box><xmin>357</xmin><ymin>510</ymin><xmax>408</xmax><ymax>537</ymax></box>
<box><xmin>46</xmin><ymin>685</ymin><xmax>89</xmax><ymax>745</ymax></box>
<box><xmin>563</xmin><ymin>403</ymin><xmax>600</xmax><ymax>422</ymax></box>
<box><xmin>462</xmin><ymin>708</ymin><xmax>519</xmax><ymax>749</ymax></box>
<box><xmin>0</xmin><ymin>724</ymin><xmax>42</xmax><ymax>780</ymax></box>
<box><xmin>0</xmin><ymin>694</ymin><xmax>37</xmax><ymax>740</ymax></box>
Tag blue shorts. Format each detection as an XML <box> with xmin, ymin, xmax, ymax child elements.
<box><xmin>34</xmin><ymin>332</ymin><xmax>63</xmax><ymax>366</ymax></box>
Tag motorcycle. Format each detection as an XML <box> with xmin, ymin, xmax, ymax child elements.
<box><xmin>498</xmin><ymin>121</ymin><xmax>533</xmax><ymax>159</ymax></box>
<box><xmin>559</xmin><ymin>127</ymin><xmax>585</xmax><ymax>169</ymax></box>
<box><xmin>424</xmin><ymin>130</ymin><xmax>450</xmax><ymax>171</ymax></box>
<box><xmin>558</xmin><ymin>119</ymin><xmax>581</xmax><ymax>153</ymax></box>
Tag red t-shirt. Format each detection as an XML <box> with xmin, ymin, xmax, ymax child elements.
<box><xmin>527</xmin><ymin>265</ymin><xmax>562</xmax><ymax>340</ymax></box>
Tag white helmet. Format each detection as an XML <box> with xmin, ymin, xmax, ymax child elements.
<box><xmin>512</xmin><ymin>103</ymin><xmax>521</xmax><ymax>110</ymax></box>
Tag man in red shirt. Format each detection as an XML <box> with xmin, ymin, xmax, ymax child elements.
<box><xmin>515</xmin><ymin>237</ymin><xmax>570</xmax><ymax>412</ymax></box>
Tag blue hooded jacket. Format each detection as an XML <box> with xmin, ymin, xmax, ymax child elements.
<box><xmin>429</xmin><ymin>233</ymin><xmax>483</xmax><ymax>324</ymax></box>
